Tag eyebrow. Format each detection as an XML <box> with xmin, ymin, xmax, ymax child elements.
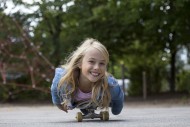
<box><xmin>88</xmin><ymin>58</ymin><xmax>106</xmax><ymax>62</ymax></box>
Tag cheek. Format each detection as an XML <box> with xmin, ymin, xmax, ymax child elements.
<box><xmin>81</xmin><ymin>62</ymin><xmax>91</xmax><ymax>70</ymax></box>
<box><xmin>102</xmin><ymin>64</ymin><xmax>107</xmax><ymax>69</ymax></box>
<box><xmin>100</xmin><ymin>66</ymin><xmax>106</xmax><ymax>72</ymax></box>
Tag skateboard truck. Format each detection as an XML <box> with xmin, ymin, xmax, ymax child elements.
<box><xmin>75</xmin><ymin>100</ymin><xmax>109</xmax><ymax>122</ymax></box>
<box><xmin>76</xmin><ymin>109</ymin><xmax>109</xmax><ymax>122</ymax></box>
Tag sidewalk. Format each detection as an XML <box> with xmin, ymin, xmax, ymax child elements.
<box><xmin>0</xmin><ymin>102</ymin><xmax>190</xmax><ymax>127</ymax></box>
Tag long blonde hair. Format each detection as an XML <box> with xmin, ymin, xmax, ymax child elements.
<box><xmin>58</xmin><ymin>38</ymin><xmax>111</xmax><ymax>108</ymax></box>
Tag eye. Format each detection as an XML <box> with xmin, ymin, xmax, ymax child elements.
<box><xmin>100</xmin><ymin>62</ymin><xmax>105</xmax><ymax>66</ymax></box>
<box><xmin>88</xmin><ymin>60</ymin><xmax>94</xmax><ymax>64</ymax></box>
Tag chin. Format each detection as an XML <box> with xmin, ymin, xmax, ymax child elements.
<box><xmin>88</xmin><ymin>78</ymin><xmax>99</xmax><ymax>83</ymax></box>
<box><xmin>89</xmin><ymin>80</ymin><xmax>98</xmax><ymax>83</ymax></box>
<box><xmin>93</xmin><ymin>78</ymin><xmax>103</xmax><ymax>83</ymax></box>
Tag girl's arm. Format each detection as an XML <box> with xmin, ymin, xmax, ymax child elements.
<box><xmin>50</xmin><ymin>68</ymin><xmax>73</xmax><ymax>113</ymax></box>
<box><xmin>51</xmin><ymin>68</ymin><xmax>67</xmax><ymax>105</ymax></box>
<box><xmin>108</xmin><ymin>76</ymin><xmax>124</xmax><ymax>115</ymax></box>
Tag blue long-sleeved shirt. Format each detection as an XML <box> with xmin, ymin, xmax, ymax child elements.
<box><xmin>51</xmin><ymin>67</ymin><xmax>124</xmax><ymax>115</ymax></box>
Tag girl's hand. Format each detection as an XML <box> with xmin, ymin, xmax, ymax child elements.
<box><xmin>61</xmin><ymin>103</ymin><xmax>68</xmax><ymax>113</ymax></box>
<box><xmin>57</xmin><ymin>104</ymin><xmax>68</xmax><ymax>113</ymax></box>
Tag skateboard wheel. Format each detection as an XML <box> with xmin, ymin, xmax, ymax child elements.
<box><xmin>100</xmin><ymin>111</ymin><xmax>103</xmax><ymax>120</ymax></box>
<box><xmin>100</xmin><ymin>111</ymin><xmax>109</xmax><ymax>121</ymax></box>
<box><xmin>76</xmin><ymin>112</ymin><xmax>83</xmax><ymax>122</ymax></box>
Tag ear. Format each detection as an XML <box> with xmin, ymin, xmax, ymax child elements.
<box><xmin>78</xmin><ymin>58</ymin><xmax>83</xmax><ymax>69</ymax></box>
<box><xmin>78</xmin><ymin>62</ymin><xmax>82</xmax><ymax>69</ymax></box>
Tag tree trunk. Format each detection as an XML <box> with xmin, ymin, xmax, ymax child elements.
<box><xmin>170</xmin><ymin>50</ymin><xmax>176</xmax><ymax>92</ymax></box>
<box><xmin>51</xmin><ymin>13</ymin><xmax>62</xmax><ymax>66</ymax></box>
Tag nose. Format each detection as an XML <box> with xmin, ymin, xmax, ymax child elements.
<box><xmin>94</xmin><ymin>63</ymin><xmax>100</xmax><ymax>70</ymax></box>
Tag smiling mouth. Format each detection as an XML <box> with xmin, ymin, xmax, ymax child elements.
<box><xmin>90</xmin><ymin>72</ymin><xmax>100</xmax><ymax>77</ymax></box>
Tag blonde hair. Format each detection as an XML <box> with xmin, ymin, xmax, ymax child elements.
<box><xmin>58</xmin><ymin>38</ymin><xmax>111</xmax><ymax>109</ymax></box>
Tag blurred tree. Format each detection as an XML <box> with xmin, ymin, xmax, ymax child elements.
<box><xmin>144</xmin><ymin>0</ymin><xmax>190</xmax><ymax>92</ymax></box>
<box><xmin>122</xmin><ymin>0</ymin><xmax>190</xmax><ymax>94</ymax></box>
<box><xmin>0</xmin><ymin>2</ymin><xmax>53</xmax><ymax>102</ymax></box>
<box><xmin>1</xmin><ymin>0</ymin><xmax>190</xmax><ymax>101</ymax></box>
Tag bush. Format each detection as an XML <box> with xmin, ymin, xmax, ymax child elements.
<box><xmin>177</xmin><ymin>70</ymin><xmax>190</xmax><ymax>93</ymax></box>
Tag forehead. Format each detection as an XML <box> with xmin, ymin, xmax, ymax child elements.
<box><xmin>83</xmin><ymin>47</ymin><xmax>105</xmax><ymax>61</ymax></box>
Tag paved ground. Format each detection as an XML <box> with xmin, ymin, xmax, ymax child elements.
<box><xmin>0</xmin><ymin>101</ymin><xmax>190</xmax><ymax>127</ymax></box>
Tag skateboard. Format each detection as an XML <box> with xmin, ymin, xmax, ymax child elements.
<box><xmin>75</xmin><ymin>100</ymin><xmax>109</xmax><ymax>122</ymax></box>
<box><xmin>76</xmin><ymin>109</ymin><xmax>109</xmax><ymax>122</ymax></box>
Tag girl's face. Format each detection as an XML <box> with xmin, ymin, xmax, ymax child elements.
<box><xmin>79</xmin><ymin>47</ymin><xmax>107</xmax><ymax>83</ymax></box>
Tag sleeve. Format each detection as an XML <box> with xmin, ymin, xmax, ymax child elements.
<box><xmin>50</xmin><ymin>68</ymin><xmax>65</xmax><ymax>105</ymax></box>
<box><xmin>108</xmin><ymin>76</ymin><xmax>124</xmax><ymax>115</ymax></box>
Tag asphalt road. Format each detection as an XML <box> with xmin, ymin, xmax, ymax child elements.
<box><xmin>0</xmin><ymin>103</ymin><xmax>190</xmax><ymax>127</ymax></box>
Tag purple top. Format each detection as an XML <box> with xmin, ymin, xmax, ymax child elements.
<box><xmin>74</xmin><ymin>88</ymin><xmax>92</xmax><ymax>101</ymax></box>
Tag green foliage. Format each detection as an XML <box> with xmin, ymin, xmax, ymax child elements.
<box><xmin>13</xmin><ymin>89</ymin><xmax>50</xmax><ymax>102</ymax></box>
<box><xmin>177</xmin><ymin>70</ymin><xmax>190</xmax><ymax>93</ymax></box>
<box><xmin>0</xmin><ymin>85</ymin><xmax>9</xmax><ymax>102</ymax></box>
<box><xmin>1</xmin><ymin>0</ymin><xmax>190</xmax><ymax>102</ymax></box>
<box><xmin>0</xmin><ymin>84</ymin><xmax>50</xmax><ymax>103</ymax></box>
<box><xmin>126</xmin><ymin>42</ymin><xmax>168</xmax><ymax>95</ymax></box>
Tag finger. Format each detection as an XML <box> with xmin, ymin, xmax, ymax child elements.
<box><xmin>63</xmin><ymin>104</ymin><xmax>68</xmax><ymax>113</ymax></box>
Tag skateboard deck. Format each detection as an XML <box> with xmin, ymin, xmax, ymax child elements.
<box><xmin>75</xmin><ymin>100</ymin><xmax>109</xmax><ymax>122</ymax></box>
<box><xmin>75</xmin><ymin>109</ymin><xmax>109</xmax><ymax>122</ymax></box>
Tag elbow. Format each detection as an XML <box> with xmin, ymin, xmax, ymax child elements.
<box><xmin>111</xmin><ymin>100</ymin><xmax>124</xmax><ymax>115</ymax></box>
<box><xmin>112</xmin><ymin>108</ymin><xmax>122</xmax><ymax>115</ymax></box>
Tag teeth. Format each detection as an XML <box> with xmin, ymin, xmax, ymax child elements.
<box><xmin>91</xmin><ymin>72</ymin><xmax>99</xmax><ymax>76</ymax></box>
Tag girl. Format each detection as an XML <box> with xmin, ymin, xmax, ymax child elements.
<box><xmin>51</xmin><ymin>38</ymin><xmax>124</xmax><ymax>115</ymax></box>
